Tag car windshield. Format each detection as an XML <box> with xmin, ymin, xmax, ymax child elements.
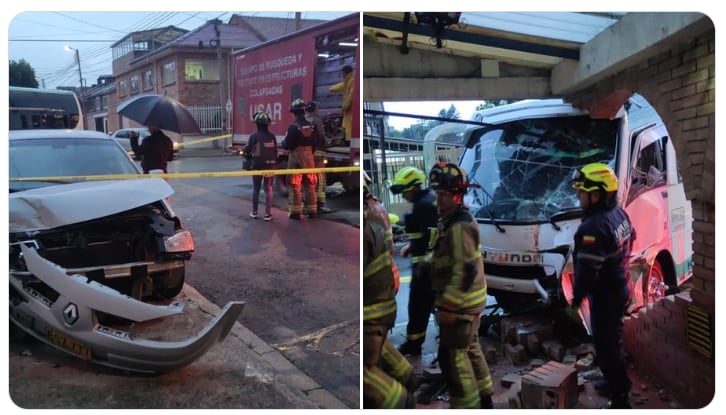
<box><xmin>459</xmin><ymin>115</ymin><xmax>620</xmax><ymax>223</ymax></box>
<box><xmin>9</xmin><ymin>138</ymin><xmax>140</xmax><ymax>192</ymax></box>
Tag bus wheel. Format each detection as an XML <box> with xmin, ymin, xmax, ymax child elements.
<box><xmin>644</xmin><ymin>260</ymin><xmax>667</xmax><ymax>304</ymax></box>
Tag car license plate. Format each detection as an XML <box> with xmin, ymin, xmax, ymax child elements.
<box><xmin>46</xmin><ymin>329</ymin><xmax>92</xmax><ymax>360</ymax></box>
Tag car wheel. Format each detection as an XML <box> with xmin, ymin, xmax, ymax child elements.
<box><xmin>644</xmin><ymin>259</ymin><xmax>667</xmax><ymax>304</ymax></box>
<box><xmin>153</xmin><ymin>268</ymin><xmax>185</xmax><ymax>299</ymax></box>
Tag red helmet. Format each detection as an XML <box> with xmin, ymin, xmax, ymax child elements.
<box><xmin>428</xmin><ymin>162</ymin><xmax>468</xmax><ymax>194</ymax></box>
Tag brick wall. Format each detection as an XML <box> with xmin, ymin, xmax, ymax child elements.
<box><xmin>566</xmin><ymin>30</ymin><xmax>715</xmax><ymax>408</ymax></box>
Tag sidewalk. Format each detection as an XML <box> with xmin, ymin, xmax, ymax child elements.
<box><xmin>8</xmin><ymin>284</ymin><xmax>348</xmax><ymax>409</ymax></box>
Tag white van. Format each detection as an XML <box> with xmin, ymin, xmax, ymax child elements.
<box><xmin>431</xmin><ymin>94</ymin><xmax>694</xmax><ymax>320</ymax></box>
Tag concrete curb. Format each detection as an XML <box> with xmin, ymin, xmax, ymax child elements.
<box><xmin>182</xmin><ymin>284</ymin><xmax>350</xmax><ymax>409</ymax></box>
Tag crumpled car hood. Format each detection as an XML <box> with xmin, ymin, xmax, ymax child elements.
<box><xmin>9</xmin><ymin>179</ymin><xmax>173</xmax><ymax>232</ymax></box>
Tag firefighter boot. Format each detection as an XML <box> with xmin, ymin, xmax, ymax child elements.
<box><xmin>318</xmin><ymin>203</ymin><xmax>332</xmax><ymax>213</ymax></box>
<box><xmin>480</xmin><ymin>393</ymin><xmax>494</xmax><ymax>409</ymax></box>
<box><xmin>397</xmin><ymin>338</ymin><xmax>424</xmax><ymax>356</ymax></box>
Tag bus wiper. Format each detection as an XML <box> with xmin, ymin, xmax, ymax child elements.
<box><xmin>548</xmin><ymin>208</ymin><xmax>583</xmax><ymax>228</ymax></box>
<box><xmin>468</xmin><ymin>182</ymin><xmax>505</xmax><ymax>233</ymax></box>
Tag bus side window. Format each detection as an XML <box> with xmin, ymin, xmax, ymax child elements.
<box><xmin>628</xmin><ymin>140</ymin><xmax>667</xmax><ymax>203</ymax></box>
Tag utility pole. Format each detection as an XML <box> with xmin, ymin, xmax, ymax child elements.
<box><xmin>214</xmin><ymin>19</ymin><xmax>225</xmax><ymax>149</ymax></box>
<box><xmin>295</xmin><ymin>12</ymin><xmax>302</xmax><ymax>30</ymax></box>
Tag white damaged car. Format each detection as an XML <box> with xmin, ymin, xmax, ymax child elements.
<box><xmin>9</xmin><ymin>129</ymin><xmax>243</xmax><ymax>373</ymax></box>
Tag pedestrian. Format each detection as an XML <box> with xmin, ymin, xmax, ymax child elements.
<box><xmin>389</xmin><ymin>166</ymin><xmax>439</xmax><ymax>357</ymax></box>
<box><xmin>244</xmin><ymin>111</ymin><xmax>277</xmax><ymax>221</ymax></box>
<box><xmin>328</xmin><ymin>65</ymin><xmax>354</xmax><ymax>140</ymax></box>
<box><xmin>568</xmin><ymin>162</ymin><xmax>635</xmax><ymax>409</ymax></box>
<box><xmin>363</xmin><ymin>182</ymin><xmax>415</xmax><ymax>409</ymax></box>
<box><xmin>305</xmin><ymin>100</ymin><xmax>331</xmax><ymax>213</ymax></box>
<box><xmin>139</xmin><ymin>126</ymin><xmax>174</xmax><ymax>174</ymax></box>
<box><xmin>282</xmin><ymin>98</ymin><xmax>317</xmax><ymax>220</ymax></box>
<box><xmin>427</xmin><ymin>161</ymin><xmax>493</xmax><ymax>409</ymax></box>
<box><xmin>128</xmin><ymin>130</ymin><xmax>142</xmax><ymax>160</ymax></box>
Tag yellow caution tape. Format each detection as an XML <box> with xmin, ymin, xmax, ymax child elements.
<box><xmin>10</xmin><ymin>166</ymin><xmax>361</xmax><ymax>182</ymax></box>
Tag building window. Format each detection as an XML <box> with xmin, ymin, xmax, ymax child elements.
<box><xmin>130</xmin><ymin>75</ymin><xmax>139</xmax><ymax>94</ymax></box>
<box><xmin>101</xmin><ymin>95</ymin><xmax>108</xmax><ymax>110</ymax></box>
<box><xmin>162</xmin><ymin>61</ymin><xmax>176</xmax><ymax>85</ymax></box>
<box><xmin>95</xmin><ymin>97</ymin><xmax>101</xmax><ymax>111</ymax></box>
<box><xmin>118</xmin><ymin>80</ymin><xmax>127</xmax><ymax>97</ymax></box>
<box><xmin>143</xmin><ymin>69</ymin><xmax>154</xmax><ymax>90</ymax></box>
<box><xmin>184</xmin><ymin>59</ymin><xmax>220</xmax><ymax>81</ymax></box>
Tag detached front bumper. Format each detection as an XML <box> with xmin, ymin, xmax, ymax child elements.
<box><xmin>10</xmin><ymin>244</ymin><xmax>244</xmax><ymax>374</ymax></box>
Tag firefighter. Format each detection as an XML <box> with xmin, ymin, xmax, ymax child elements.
<box><xmin>328</xmin><ymin>65</ymin><xmax>354</xmax><ymax>141</ymax></box>
<box><xmin>389</xmin><ymin>166</ymin><xmax>439</xmax><ymax>356</ymax></box>
<box><xmin>305</xmin><ymin>100</ymin><xmax>331</xmax><ymax>213</ymax></box>
<box><xmin>428</xmin><ymin>162</ymin><xmax>493</xmax><ymax>409</ymax></box>
<box><xmin>363</xmin><ymin>184</ymin><xmax>415</xmax><ymax>409</ymax></box>
<box><xmin>282</xmin><ymin>98</ymin><xmax>317</xmax><ymax>220</ymax></box>
<box><xmin>569</xmin><ymin>162</ymin><xmax>635</xmax><ymax>409</ymax></box>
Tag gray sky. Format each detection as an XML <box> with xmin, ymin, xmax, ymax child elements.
<box><xmin>7</xmin><ymin>11</ymin><xmax>351</xmax><ymax>89</ymax></box>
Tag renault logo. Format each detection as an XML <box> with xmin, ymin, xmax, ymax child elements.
<box><xmin>63</xmin><ymin>303</ymin><xmax>79</xmax><ymax>325</ymax></box>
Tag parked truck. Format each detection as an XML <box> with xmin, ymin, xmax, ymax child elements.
<box><xmin>424</xmin><ymin>94</ymin><xmax>694</xmax><ymax>331</ymax></box>
<box><xmin>229</xmin><ymin>13</ymin><xmax>360</xmax><ymax>195</ymax></box>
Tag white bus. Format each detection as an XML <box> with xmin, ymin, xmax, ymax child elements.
<box><xmin>425</xmin><ymin>94</ymin><xmax>694</xmax><ymax>328</ymax></box>
<box><xmin>9</xmin><ymin>86</ymin><xmax>84</xmax><ymax>130</ymax></box>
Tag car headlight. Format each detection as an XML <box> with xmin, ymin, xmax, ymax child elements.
<box><xmin>163</xmin><ymin>230</ymin><xmax>195</xmax><ymax>253</ymax></box>
<box><xmin>173</xmin><ymin>142</ymin><xmax>180</xmax><ymax>150</ymax></box>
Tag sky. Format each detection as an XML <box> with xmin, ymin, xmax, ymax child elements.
<box><xmin>7</xmin><ymin>11</ymin><xmax>350</xmax><ymax>90</ymax></box>
<box><xmin>383</xmin><ymin>100</ymin><xmax>484</xmax><ymax>130</ymax></box>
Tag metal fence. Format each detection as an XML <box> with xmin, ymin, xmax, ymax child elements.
<box><xmin>186</xmin><ymin>104</ymin><xmax>225</xmax><ymax>134</ymax></box>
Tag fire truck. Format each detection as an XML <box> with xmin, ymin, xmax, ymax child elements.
<box><xmin>424</xmin><ymin>95</ymin><xmax>694</xmax><ymax>333</ymax></box>
<box><xmin>229</xmin><ymin>13</ymin><xmax>360</xmax><ymax>195</ymax></box>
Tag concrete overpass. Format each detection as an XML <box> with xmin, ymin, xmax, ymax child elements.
<box><xmin>363</xmin><ymin>12</ymin><xmax>715</xmax><ymax>407</ymax></box>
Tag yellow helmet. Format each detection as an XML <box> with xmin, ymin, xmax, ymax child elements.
<box><xmin>571</xmin><ymin>163</ymin><xmax>618</xmax><ymax>192</ymax></box>
<box><xmin>390</xmin><ymin>167</ymin><xmax>425</xmax><ymax>194</ymax></box>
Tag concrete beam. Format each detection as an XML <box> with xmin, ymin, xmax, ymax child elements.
<box><xmin>552</xmin><ymin>12</ymin><xmax>712</xmax><ymax>95</ymax></box>
<box><xmin>363</xmin><ymin>77</ymin><xmax>550</xmax><ymax>101</ymax></box>
<box><xmin>363</xmin><ymin>39</ymin><xmax>479</xmax><ymax>78</ymax></box>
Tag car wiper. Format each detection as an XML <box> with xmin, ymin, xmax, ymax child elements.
<box><xmin>548</xmin><ymin>207</ymin><xmax>583</xmax><ymax>227</ymax></box>
<box><xmin>468</xmin><ymin>181</ymin><xmax>505</xmax><ymax>233</ymax></box>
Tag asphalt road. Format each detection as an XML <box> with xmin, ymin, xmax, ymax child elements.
<box><xmin>168</xmin><ymin>152</ymin><xmax>361</xmax><ymax>408</ymax></box>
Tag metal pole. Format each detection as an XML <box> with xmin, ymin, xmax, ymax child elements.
<box><xmin>74</xmin><ymin>49</ymin><xmax>85</xmax><ymax>124</ymax></box>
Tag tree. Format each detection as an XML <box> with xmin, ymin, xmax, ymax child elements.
<box><xmin>475</xmin><ymin>100</ymin><xmax>511</xmax><ymax>111</ymax></box>
<box><xmin>9</xmin><ymin>59</ymin><xmax>39</xmax><ymax>88</ymax></box>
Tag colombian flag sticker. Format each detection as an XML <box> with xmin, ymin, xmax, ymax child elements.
<box><xmin>583</xmin><ymin>235</ymin><xmax>596</xmax><ymax>245</ymax></box>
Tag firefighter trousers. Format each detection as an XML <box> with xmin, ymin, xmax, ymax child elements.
<box><xmin>314</xmin><ymin>154</ymin><xmax>326</xmax><ymax>206</ymax></box>
<box><xmin>405</xmin><ymin>262</ymin><xmax>435</xmax><ymax>342</ymax></box>
<box><xmin>287</xmin><ymin>148</ymin><xmax>317</xmax><ymax>215</ymax></box>
<box><xmin>437</xmin><ymin>314</ymin><xmax>493</xmax><ymax>409</ymax></box>
<box><xmin>363</xmin><ymin>322</ymin><xmax>414</xmax><ymax>409</ymax></box>
<box><xmin>591</xmin><ymin>297</ymin><xmax>631</xmax><ymax>397</ymax></box>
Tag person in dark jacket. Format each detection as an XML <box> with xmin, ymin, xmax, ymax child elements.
<box><xmin>244</xmin><ymin>111</ymin><xmax>278</xmax><ymax>221</ymax></box>
<box><xmin>139</xmin><ymin>126</ymin><xmax>174</xmax><ymax>173</ymax></box>
<box><xmin>389</xmin><ymin>166</ymin><xmax>439</xmax><ymax>356</ymax></box>
<box><xmin>282</xmin><ymin>98</ymin><xmax>317</xmax><ymax>220</ymax></box>
<box><xmin>305</xmin><ymin>100</ymin><xmax>331</xmax><ymax>213</ymax></box>
<box><xmin>569</xmin><ymin>162</ymin><xmax>636</xmax><ymax>409</ymax></box>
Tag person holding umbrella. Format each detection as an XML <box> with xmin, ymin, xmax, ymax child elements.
<box><xmin>139</xmin><ymin>126</ymin><xmax>174</xmax><ymax>174</ymax></box>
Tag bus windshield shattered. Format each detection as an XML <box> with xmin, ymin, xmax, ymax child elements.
<box><xmin>459</xmin><ymin>115</ymin><xmax>620</xmax><ymax>224</ymax></box>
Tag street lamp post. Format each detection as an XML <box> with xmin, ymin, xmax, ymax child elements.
<box><xmin>65</xmin><ymin>46</ymin><xmax>85</xmax><ymax>120</ymax></box>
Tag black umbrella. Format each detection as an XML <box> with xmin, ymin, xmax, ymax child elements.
<box><xmin>117</xmin><ymin>94</ymin><xmax>202</xmax><ymax>134</ymax></box>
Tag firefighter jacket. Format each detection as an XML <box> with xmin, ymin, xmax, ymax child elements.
<box><xmin>329</xmin><ymin>72</ymin><xmax>354</xmax><ymax>138</ymax></box>
<box><xmin>405</xmin><ymin>189</ymin><xmax>438</xmax><ymax>264</ymax></box>
<box><xmin>283</xmin><ymin>115</ymin><xmax>316</xmax><ymax>153</ymax></box>
<box><xmin>363</xmin><ymin>211</ymin><xmax>398</xmax><ymax>327</ymax></box>
<box><xmin>430</xmin><ymin>206</ymin><xmax>487</xmax><ymax>316</ymax></box>
<box><xmin>572</xmin><ymin>204</ymin><xmax>635</xmax><ymax>309</ymax></box>
<box><xmin>244</xmin><ymin>130</ymin><xmax>278</xmax><ymax>170</ymax></box>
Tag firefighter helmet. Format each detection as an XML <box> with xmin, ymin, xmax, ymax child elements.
<box><xmin>571</xmin><ymin>163</ymin><xmax>618</xmax><ymax>192</ymax></box>
<box><xmin>252</xmin><ymin>111</ymin><xmax>271</xmax><ymax>125</ymax></box>
<box><xmin>390</xmin><ymin>167</ymin><xmax>425</xmax><ymax>194</ymax></box>
<box><xmin>305</xmin><ymin>100</ymin><xmax>318</xmax><ymax>112</ymax></box>
<box><xmin>290</xmin><ymin>98</ymin><xmax>307</xmax><ymax>112</ymax></box>
<box><xmin>428</xmin><ymin>162</ymin><xmax>468</xmax><ymax>194</ymax></box>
